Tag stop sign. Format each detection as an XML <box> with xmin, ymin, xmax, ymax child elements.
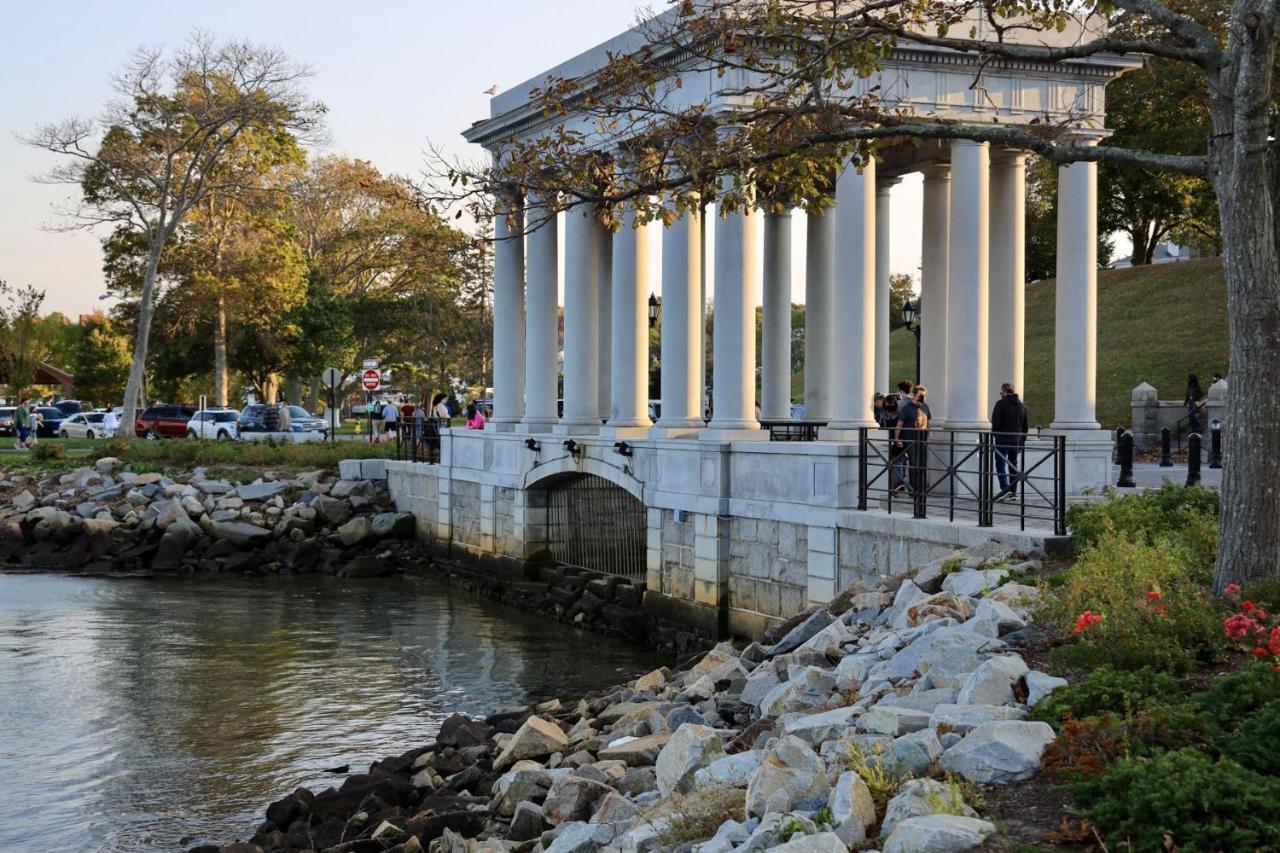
<box><xmin>361</xmin><ymin>368</ymin><xmax>381</xmax><ymax>392</ymax></box>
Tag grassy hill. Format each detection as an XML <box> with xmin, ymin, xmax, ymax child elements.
<box><xmin>791</xmin><ymin>258</ymin><xmax>1229</xmax><ymax>428</ymax></box>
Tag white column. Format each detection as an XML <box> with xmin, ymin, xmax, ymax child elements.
<box><xmin>607</xmin><ymin>209</ymin><xmax>654</xmax><ymax>434</ymax></box>
<box><xmin>989</xmin><ymin>151</ymin><xmax>1027</xmax><ymax>406</ymax></box>
<box><xmin>597</xmin><ymin>231</ymin><xmax>613</xmax><ymax>421</ymax></box>
<box><xmin>944</xmin><ymin>140</ymin><xmax>990</xmax><ymax>430</ymax></box>
<box><xmin>490</xmin><ymin>193</ymin><xmax>525</xmax><ymax>430</ymax></box>
<box><xmin>558</xmin><ymin>209</ymin><xmax>603</xmax><ymax>433</ymax></box>
<box><xmin>655</xmin><ymin>203</ymin><xmax>703</xmax><ymax>435</ymax></box>
<box><xmin>762</xmin><ymin>208</ymin><xmax>793</xmax><ymax>420</ymax></box>
<box><xmin>824</xmin><ymin>158</ymin><xmax>877</xmax><ymax>433</ymax></box>
<box><xmin>521</xmin><ymin>195</ymin><xmax>559</xmax><ymax>432</ymax></box>
<box><xmin>1052</xmin><ymin>147</ymin><xmax>1101</xmax><ymax>430</ymax></box>
<box><xmin>704</xmin><ymin>199</ymin><xmax>765</xmax><ymax>439</ymax></box>
<box><xmin>875</xmin><ymin>178</ymin><xmax>899</xmax><ymax>390</ymax></box>
<box><xmin>804</xmin><ymin>205</ymin><xmax>835</xmax><ymax>421</ymax></box>
<box><xmin>919</xmin><ymin>163</ymin><xmax>950</xmax><ymax>425</ymax></box>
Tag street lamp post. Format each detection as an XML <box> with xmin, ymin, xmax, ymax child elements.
<box><xmin>648</xmin><ymin>293</ymin><xmax>661</xmax><ymax>328</ymax></box>
<box><xmin>647</xmin><ymin>294</ymin><xmax>661</xmax><ymax>401</ymax></box>
<box><xmin>901</xmin><ymin>298</ymin><xmax>922</xmax><ymax>383</ymax></box>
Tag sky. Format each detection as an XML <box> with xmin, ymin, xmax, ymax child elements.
<box><xmin>0</xmin><ymin>0</ymin><xmax>926</xmax><ymax>318</ymax></box>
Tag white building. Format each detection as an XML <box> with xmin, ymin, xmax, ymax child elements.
<box><xmin>387</xmin><ymin>11</ymin><xmax>1135</xmax><ymax>638</ymax></box>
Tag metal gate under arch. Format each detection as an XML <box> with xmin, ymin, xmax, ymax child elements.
<box><xmin>542</xmin><ymin>474</ymin><xmax>647</xmax><ymax>581</ymax></box>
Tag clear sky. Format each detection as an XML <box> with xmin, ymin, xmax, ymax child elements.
<box><xmin>0</xmin><ymin>0</ymin><xmax>926</xmax><ymax>318</ymax></box>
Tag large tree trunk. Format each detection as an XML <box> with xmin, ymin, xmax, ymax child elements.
<box><xmin>306</xmin><ymin>374</ymin><xmax>321</xmax><ymax>412</ymax></box>
<box><xmin>120</xmin><ymin>238</ymin><xmax>164</xmax><ymax>436</ymax></box>
<box><xmin>1210</xmin><ymin>3</ymin><xmax>1279</xmax><ymax>592</ymax></box>
<box><xmin>213</xmin><ymin>293</ymin><xmax>229</xmax><ymax>407</ymax></box>
<box><xmin>285</xmin><ymin>375</ymin><xmax>302</xmax><ymax>406</ymax></box>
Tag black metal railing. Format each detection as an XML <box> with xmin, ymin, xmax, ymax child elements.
<box><xmin>761</xmin><ymin>420</ymin><xmax>827</xmax><ymax>442</ymax></box>
<box><xmin>857</xmin><ymin>427</ymin><xmax>1068</xmax><ymax>536</ymax></box>
<box><xmin>1173</xmin><ymin>401</ymin><xmax>1207</xmax><ymax>454</ymax></box>
<box><xmin>394</xmin><ymin>418</ymin><xmax>450</xmax><ymax>463</ymax></box>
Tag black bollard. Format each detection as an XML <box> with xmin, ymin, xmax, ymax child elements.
<box><xmin>1187</xmin><ymin>433</ymin><xmax>1202</xmax><ymax>486</ymax></box>
<box><xmin>1117</xmin><ymin>431</ymin><xmax>1137</xmax><ymax>488</ymax></box>
<box><xmin>1210</xmin><ymin>423</ymin><xmax>1223</xmax><ymax>469</ymax></box>
<box><xmin>1113</xmin><ymin>426</ymin><xmax>1124</xmax><ymax>465</ymax></box>
<box><xmin>1159</xmin><ymin>426</ymin><xmax>1173</xmax><ymax>467</ymax></box>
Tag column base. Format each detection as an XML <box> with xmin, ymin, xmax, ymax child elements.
<box><xmin>553</xmin><ymin>420</ymin><xmax>601</xmax><ymax>436</ymax></box>
<box><xmin>485</xmin><ymin>420</ymin><xmax>521</xmax><ymax>433</ymax></box>
<box><xmin>1050</xmin><ymin>419</ymin><xmax>1103</xmax><ymax>431</ymax></box>
<box><xmin>1045</xmin><ymin>427</ymin><xmax>1112</xmax><ymax>495</ymax></box>
<box><xmin>818</xmin><ymin>427</ymin><xmax>864</xmax><ymax>442</ymax></box>
<box><xmin>699</xmin><ymin>426</ymin><xmax>770</xmax><ymax>442</ymax></box>
<box><xmin>600</xmin><ymin>425</ymin><xmax>653</xmax><ymax>439</ymax></box>
<box><xmin>517</xmin><ymin>420</ymin><xmax>558</xmax><ymax>435</ymax></box>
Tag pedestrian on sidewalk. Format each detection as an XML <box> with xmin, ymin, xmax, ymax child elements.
<box><xmin>14</xmin><ymin>399</ymin><xmax>29</xmax><ymax>450</ymax></box>
<box><xmin>381</xmin><ymin>399</ymin><xmax>400</xmax><ymax>438</ymax></box>
<box><xmin>991</xmin><ymin>382</ymin><xmax>1029</xmax><ymax>501</ymax></box>
<box><xmin>431</xmin><ymin>393</ymin><xmax>451</xmax><ymax>421</ymax></box>
<box><xmin>1184</xmin><ymin>373</ymin><xmax>1204</xmax><ymax>434</ymax></box>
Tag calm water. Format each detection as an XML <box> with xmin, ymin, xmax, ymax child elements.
<box><xmin>0</xmin><ymin>574</ymin><xmax>666</xmax><ymax>852</ymax></box>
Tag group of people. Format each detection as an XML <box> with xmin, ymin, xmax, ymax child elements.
<box><xmin>869</xmin><ymin>379</ymin><xmax>1029</xmax><ymax>503</ymax></box>
<box><xmin>10</xmin><ymin>399</ymin><xmax>41</xmax><ymax>450</ymax></box>
<box><xmin>374</xmin><ymin>394</ymin><xmax>490</xmax><ymax>441</ymax></box>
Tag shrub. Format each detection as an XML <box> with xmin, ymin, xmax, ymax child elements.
<box><xmin>1041</xmin><ymin>713</ymin><xmax>1129</xmax><ymax>780</ymax></box>
<box><xmin>1073</xmin><ymin>748</ymin><xmax>1280</xmax><ymax>852</ymax></box>
<box><xmin>30</xmin><ymin>442</ymin><xmax>65</xmax><ymax>461</ymax></box>
<box><xmin>1043</xmin><ymin>533</ymin><xmax>1225</xmax><ymax>673</ymax></box>
<box><xmin>1032</xmin><ymin>667</ymin><xmax>1181</xmax><ymax>729</ymax></box>
<box><xmin>1242</xmin><ymin>574</ymin><xmax>1280</xmax><ymax>615</ymax></box>
<box><xmin>1223</xmin><ymin>700</ymin><xmax>1280</xmax><ymax>776</ymax></box>
<box><xmin>1067</xmin><ymin>483</ymin><xmax>1219</xmax><ymax>575</ymax></box>
<box><xmin>838</xmin><ymin>741</ymin><xmax>908</xmax><ymax>813</ymax></box>
<box><xmin>1188</xmin><ymin>662</ymin><xmax>1280</xmax><ymax>731</ymax></box>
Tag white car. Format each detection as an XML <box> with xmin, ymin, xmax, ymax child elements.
<box><xmin>186</xmin><ymin>409</ymin><xmax>241</xmax><ymax>440</ymax></box>
<box><xmin>58</xmin><ymin>412</ymin><xmax>115</xmax><ymax>439</ymax></box>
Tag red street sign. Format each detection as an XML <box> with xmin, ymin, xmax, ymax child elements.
<box><xmin>361</xmin><ymin>368</ymin><xmax>381</xmax><ymax>392</ymax></box>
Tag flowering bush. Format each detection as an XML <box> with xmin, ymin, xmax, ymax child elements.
<box><xmin>1044</xmin><ymin>533</ymin><xmax>1224</xmax><ymax>673</ymax></box>
<box><xmin>1223</xmin><ymin>585</ymin><xmax>1280</xmax><ymax>669</ymax></box>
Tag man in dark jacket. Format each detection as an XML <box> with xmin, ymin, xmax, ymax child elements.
<box><xmin>990</xmin><ymin>383</ymin><xmax>1029</xmax><ymax>501</ymax></box>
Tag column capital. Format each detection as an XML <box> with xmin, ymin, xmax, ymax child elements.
<box><xmin>1060</xmin><ymin>127</ymin><xmax>1111</xmax><ymax>146</ymax></box>
<box><xmin>950</xmin><ymin>138</ymin><xmax>989</xmax><ymax>151</ymax></box>
<box><xmin>990</xmin><ymin>148</ymin><xmax>1030</xmax><ymax>167</ymax></box>
<box><xmin>875</xmin><ymin>175</ymin><xmax>902</xmax><ymax>194</ymax></box>
<box><xmin>919</xmin><ymin>160</ymin><xmax>951</xmax><ymax>181</ymax></box>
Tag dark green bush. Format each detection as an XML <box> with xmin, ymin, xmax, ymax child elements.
<box><xmin>1242</xmin><ymin>575</ymin><xmax>1280</xmax><ymax>614</ymax></box>
<box><xmin>30</xmin><ymin>442</ymin><xmax>66</xmax><ymax>461</ymax></box>
<box><xmin>1032</xmin><ymin>667</ymin><xmax>1182</xmax><ymax>729</ymax></box>
<box><xmin>1073</xmin><ymin>748</ymin><xmax>1280</xmax><ymax>852</ymax></box>
<box><xmin>1188</xmin><ymin>662</ymin><xmax>1280</xmax><ymax>728</ymax></box>
<box><xmin>1223</xmin><ymin>700</ymin><xmax>1280</xmax><ymax>776</ymax></box>
<box><xmin>1067</xmin><ymin>483</ymin><xmax>1219</xmax><ymax>576</ymax></box>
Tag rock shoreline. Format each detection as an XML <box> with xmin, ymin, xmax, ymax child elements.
<box><xmin>206</xmin><ymin>542</ymin><xmax>1067</xmax><ymax>853</ymax></box>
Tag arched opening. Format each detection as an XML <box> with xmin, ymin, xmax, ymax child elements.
<box><xmin>539</xmin><ymin>473</ymin><xmax>647</xmax><ymax>581</ymax></box>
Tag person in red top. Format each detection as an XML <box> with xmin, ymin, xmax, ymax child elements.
<box><xmin>464</xmin><ymin>403</ymin><xmax>486</xmax><ymax>430</ymax></box>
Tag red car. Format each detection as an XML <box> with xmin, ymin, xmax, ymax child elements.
<box><xmin>135</xmin><ymin>404</ymin><xmax>197</xmax><ymax>439</ymax></box>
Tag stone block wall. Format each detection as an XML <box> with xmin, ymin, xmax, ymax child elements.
<box><xmin>656</xmin><ymin>509</ymin><xmax>695</xmax><ymax>601</ymax></box>
<box><xmin>451</xmin><ymin>480</ymin><xmax>482</xmax><ymax>550</ymax></box>
<box><xmin>727</xmin><ymin>517</ymin><xmax>807</xmax><ymax>619</ymax></box>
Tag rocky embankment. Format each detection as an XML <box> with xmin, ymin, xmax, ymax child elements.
<box><xmin>0</xmin><ymin>458</ymin><xmax>420</xmax><ymax>577</ymax></box>
<box><xmin>210</xmin><ymin>543</ymin><xmax>1066</xmax><ymax>853</ymax></box>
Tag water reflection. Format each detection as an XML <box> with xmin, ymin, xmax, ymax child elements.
<box><xmin>0</xmin><ymin>574</ymin><xmax>666</xmax><ymax>851</ymax></box>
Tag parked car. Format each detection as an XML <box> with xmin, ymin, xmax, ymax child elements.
<box><xmin>0</xmin><ymin>407</ymin><xmax>15</xmax><ymax>436</ymax></box>
<box><xmin>238</xmin><ymin>404</ymin><xmax>327</xmax><ymax>434</ymax></box>
<box><xmin>186</xmin><ymin>409</ymin><xmax>241</xmax><ymax>441</ymax></box>
<box><xmin>58</xmin><ymin>412</ymin><xmax>113</xmax><ymax>440</ymax></box>
<box><xmin>135</xmin><ymin>404</ymin><xmax>197</xmax><ymax>439</ymax></box>
<box><xmin>54</xmin><ymin>399</ymin><xmax>83</xmax><ymax>417</ymax></box>
<box><xmin>35</xmin><ymin>407</ymin><xmax>66</xmax><ymax>438</ymax></box>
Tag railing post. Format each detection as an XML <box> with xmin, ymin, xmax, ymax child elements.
<box><xmin>1187</xmin><ymin>433</ymin><xmax>1202</xmax><ymax>486</ymax></box>
<box><xmin>1113</xmin><ymin>426</ymin><xmax>1125</xmax><ymax>464</ymax></box>
<box><xmin>913</xmin><ymin>435</ymin><xmax>927</xmax><ymax>520</ymax></box>
<box><xmin>1159</xmin><ymin>427</ymin><xmax>1173</xmax><ymax>467</ymax></box>
<box><xmin>1209</xmin><ymin>423</ymin><xmax>1223</xmax><ymax>469</ymax></box>
<box><xmin>1117</xmin><ymin>431</ymin><xmax>1137</xmax><ymax>487</ymax></box>
<box><xmin>978</xmin><ymin>432</ymin><xmax>993</xmax><ymax>527</ymax></box>
<box><xmin>1055</xmin><ymin>435</ymin><xmax>1068</xmax><ymax>536</ymax></box>
<box><xmin>857</xmin><ymin>427</ymin><xmax>868</xmax><ymax>511</ymax></box>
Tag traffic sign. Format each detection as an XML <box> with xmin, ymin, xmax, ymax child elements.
<box><xmin>362</xmin><ymin>358</ymin><xmax>380</xmax><ymax>370</ymax></box>
<box><xmin>361</xmin><ymin>369</ymin><xmax>381</xmax><ymax>392</ymax></box>
<box><xmin>322</xmin><ymin>367</ymin><xmax>341</xmax><ymax>387</ymax></box>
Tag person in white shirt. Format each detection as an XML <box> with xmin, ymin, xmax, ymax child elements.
<box><xmin>381</xmin><ymin>401</ymin><xmax>399</xmax><ymax>437</ymax></box>
<box><xmin>102</xmin><ymin>407</ymin><xmax>120</xmax><ymax>438</ymax></box>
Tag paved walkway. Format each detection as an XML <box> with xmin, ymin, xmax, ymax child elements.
<box><xmin>1129</xmin><ymin>461</ymin><xmax>1222</xmax><ymax>490</ymax></box>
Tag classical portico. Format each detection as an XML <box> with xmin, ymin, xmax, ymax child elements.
<box><xmin>384</xmin><ymin>15</ymin><xmax>1138</xmax><ymax>639</ymax></box>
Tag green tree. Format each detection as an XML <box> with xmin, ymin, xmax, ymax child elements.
<box><xmin>0</xmin><ymin>281</ymin><xmax>48</xmax><ymax>398</ymax></box>
<box><xmin>69</xmin><ymin>312</ymin><xmax>131</xmax><ymax>406</ymax></box>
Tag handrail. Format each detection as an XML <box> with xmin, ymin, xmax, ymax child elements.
<box><xmin>394</xmin><ymin>417</ymin><xmax>450</xmax><ymax>463</ymax></box>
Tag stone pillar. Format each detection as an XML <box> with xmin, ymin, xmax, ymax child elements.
<box><xmin>1052</xmin><ymin>149</ymin><xmax>1101</xmax><ymax>431</ymax></box>
<box><xmin>804</xmin><ymin>205</ymin><xmax>835</xmax><ymax>421</ymax></box>
<box><xmin>521</xmin><ymin>194</ymin><xmax>559</xmax><ymax>433</ymax></box>
<box><xmin>875</xmin><ymin>178</ymin><xmax>899</xmax><ymax>390</ymax></box>
<box><xmin>944</xmin><ymin>140</ymin><xmax>990</xmax><ymax>430</ymax></box>
<box><xmin>607</xmin><ymin>209</ymin><xmax>654</xmax><ymax>435</ymax></box>
<box><xmin>704</xmin><ymin>199</ymin><xmax>766</xmax><ymax>440</ymax></box>
<box><xmin>558</xmin><ymin>208</ymin><xmax>604</xmax><ymax>433</ymax></box>
<box><xmin>989</xmin><ymin>151</ymin><xmax>1027</xmax><ymax>405</ymax></box>
<box><xmin>823</xmin><ymin>157</ymin><xmax>877</xmax><ymax>435</ymax></box>
<box><xmin>490</xmin><ymin>192</ymin><xmax>525</xmax><ymax>430</ymax></box>
<box><xmin>597</xmin><ymin>230</ymin><xmax>613</xmax><ymax>422</ymax></box>
<box><xmin>654</xmin><ymin>204</ymin><xmax>704</xmax><ymax>436</ymax></box>
<box><xmin>919</xmin><ymin>163</ymin><xmax>950</xmax><ymax>425</ymax></box>
<box><xmin>762</xmin><ymin>208</ymin><xmax>793</xmax><ymax>421</ymax></box>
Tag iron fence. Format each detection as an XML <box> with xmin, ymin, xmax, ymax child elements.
<box><xmin>761</xmin><ymin>420</ymin><xmax>826</xmax><ymax>441</ymax></box>
<box><xmin>393</xmin><ymin>418</ymin><xmax>450</xmax><ymax>463</ymax></box>
<box><xmin>857</xmin><ymin>427</ymin><xmax>1068</xmax><ymax>535</ymax></box>
<box><xmin>543</xmin><ymin>474</ymin><xmax>647</xmax><ymax>581</ymax></box>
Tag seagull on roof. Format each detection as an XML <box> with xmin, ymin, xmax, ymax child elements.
<box><xmin>484</xmin><ymin>84</ymin><xmax>500</xmax><ymax>95</ymax></box>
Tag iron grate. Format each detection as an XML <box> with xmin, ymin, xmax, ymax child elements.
<box><xmin>543</xmin><ymin>474</ymin><xmax>647</xmax><ymax>581</ymax></box>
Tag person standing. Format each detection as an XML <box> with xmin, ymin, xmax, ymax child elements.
<box><xmin>102</xmin><ymin>406</ymin><xmax>120</xmax><ymax>439</ymax></box>
<box><xmin>381</xmin><ymin>399</ymin><xmax>400</xmax><ymax>438</ymax></box>
<box><xmin>465</xmin><ymin>403</ymin><xmax>487</xmax><ymax>430</ymax></box>
<box><xmin>431</xmin><ymin>393</ymin><xmax>451</xmax><ymax>421</ymax></box>
<box><xmin>896</xmin><ymin>388</ymin><xmax>923</xmax><ymax>494</ymax></box>
<box><xmin>882</xmin><ymin>396</ymin><xmax>907</xmax><ymax>492</ymax></box>
<box><xmin>897</xmin><ymin>379</ymin><xmax>914</xmax><ymax>406</ymax></box>
<box><xmin>264</xmin><ymin>401</ymin><xmax>281</xmax><ymax>433</ymax></box>
<box><xmin>278</xmin><ymin>402</ymin><xmax>292</xmax><ymax>432</ymax></box>
<box><xmin>991</xmin><ymin>382</ymin><xmax>1029</xmax><ymax>501</ymax></box>
<box><xmin>872</xmin><ymin>393</ymin><xmax>887</xmax><ymax>428</ymax></box>
<box><xmin>1184</xmin><ymin>373</ymin><xmax>1204</xmax><ymax>434</ymax></box>
<box><xmin>14</xmin><ymin>399</ymin><xmax>29</xmax><ymax>450</ymax></box>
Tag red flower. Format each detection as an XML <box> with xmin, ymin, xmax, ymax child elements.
<box><xmin>1073</xmin><ymin>610</ymin><xmax>1104</xmax><ymax>635</ymax></box>
<box><xmin>1147</xmin><ymin>590</ymin><xmax>1163</xmax><ymax>602</ymax></box>
<box><xmin>1225</xmin><ymin>613</ymin><xmax>1260</xmax><ymax>639</ymax></box>
<box><xmin>1244</xmin><ymin>601</ymin><xmax>1256</xmax><ymax>612</ymax></box>
<box><xmin>1254</xmin><ymin>647</ymin><xmax>1269</xmax><ymax>659</ymax></box>
<box><xmin>1225</xmin><ymin>582</ymin><xmax>1243</xmax><ymax>599</ymax></box>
